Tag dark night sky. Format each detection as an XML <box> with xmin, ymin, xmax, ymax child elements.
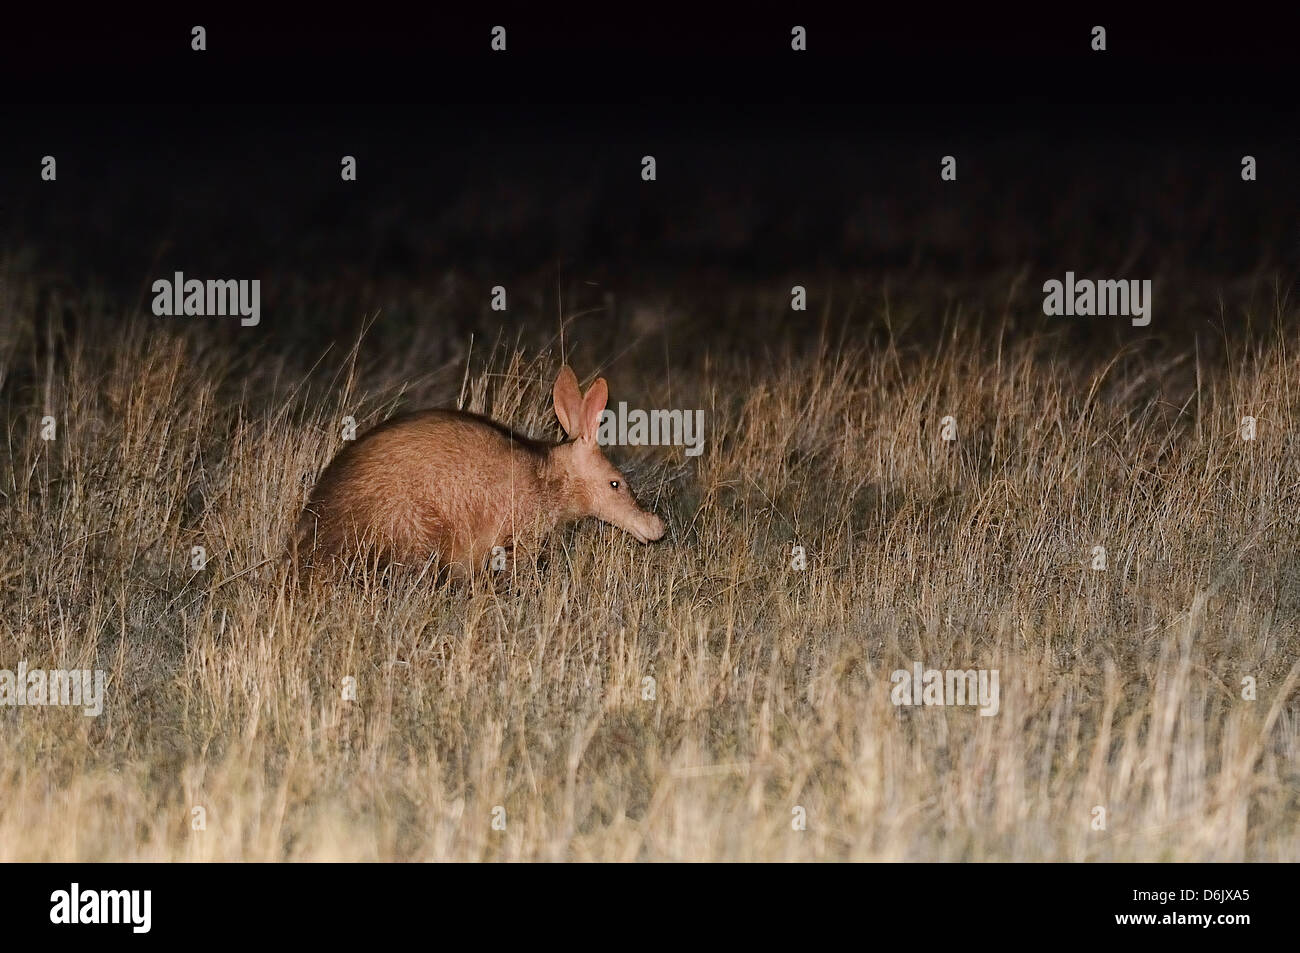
<box><xmin>0</xmin><ymin>5</ymin><xmax>1295</xmax><ymax>325</ymax></box>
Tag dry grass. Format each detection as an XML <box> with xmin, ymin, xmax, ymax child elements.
<box><xmin>2</xmin><ymin>264</ymin><xmax>1298</xmax><ymax>861</ymax></box>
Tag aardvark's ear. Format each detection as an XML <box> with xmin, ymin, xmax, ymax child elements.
<box><xmin>553</xmin><ymin>365</ymin><xmax>585</xmax><ymax>438</ymax></box>
<box><xmin>580</xmin><ymin>378</ymin><xmax>608</xmax><ymax>443</ymax></box>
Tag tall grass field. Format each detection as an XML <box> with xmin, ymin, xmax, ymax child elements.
<box><xmin>2</xmin><ymin>263</ymin><xmax>1297</xmax><ymax>861</ymax></box>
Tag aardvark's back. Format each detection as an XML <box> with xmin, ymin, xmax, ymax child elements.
<box><xmin>294</xmin><ymin>409</ymin><xmax>555</xmax><ymax>573</ymax></box>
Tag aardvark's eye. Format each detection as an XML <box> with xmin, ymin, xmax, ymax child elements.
<box><xmin>610</xmin><ymin>480</ymin><xmax>620</xmax><ymax>490</ymax></box>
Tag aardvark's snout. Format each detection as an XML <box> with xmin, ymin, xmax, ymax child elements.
<box><xmin>626</xmin><ymin>511</ymin><xmax>667</xmax><ymax>544</ymax></box>
<box><xmin>642</xmin><ymin>513</ymin><xmax>667</xmax><ymax>543</ymax></box>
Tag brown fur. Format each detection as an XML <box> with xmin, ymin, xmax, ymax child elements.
<box><xmin>293</xmin><ymin>367</ymin><xmax>666</xmax><ymax>581</ymax></box>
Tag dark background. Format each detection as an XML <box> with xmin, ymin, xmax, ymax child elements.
<box><xmin>0</xmin><ymin>4</ymin><xmax>1295</xmax><ymax>356</ymax></box>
